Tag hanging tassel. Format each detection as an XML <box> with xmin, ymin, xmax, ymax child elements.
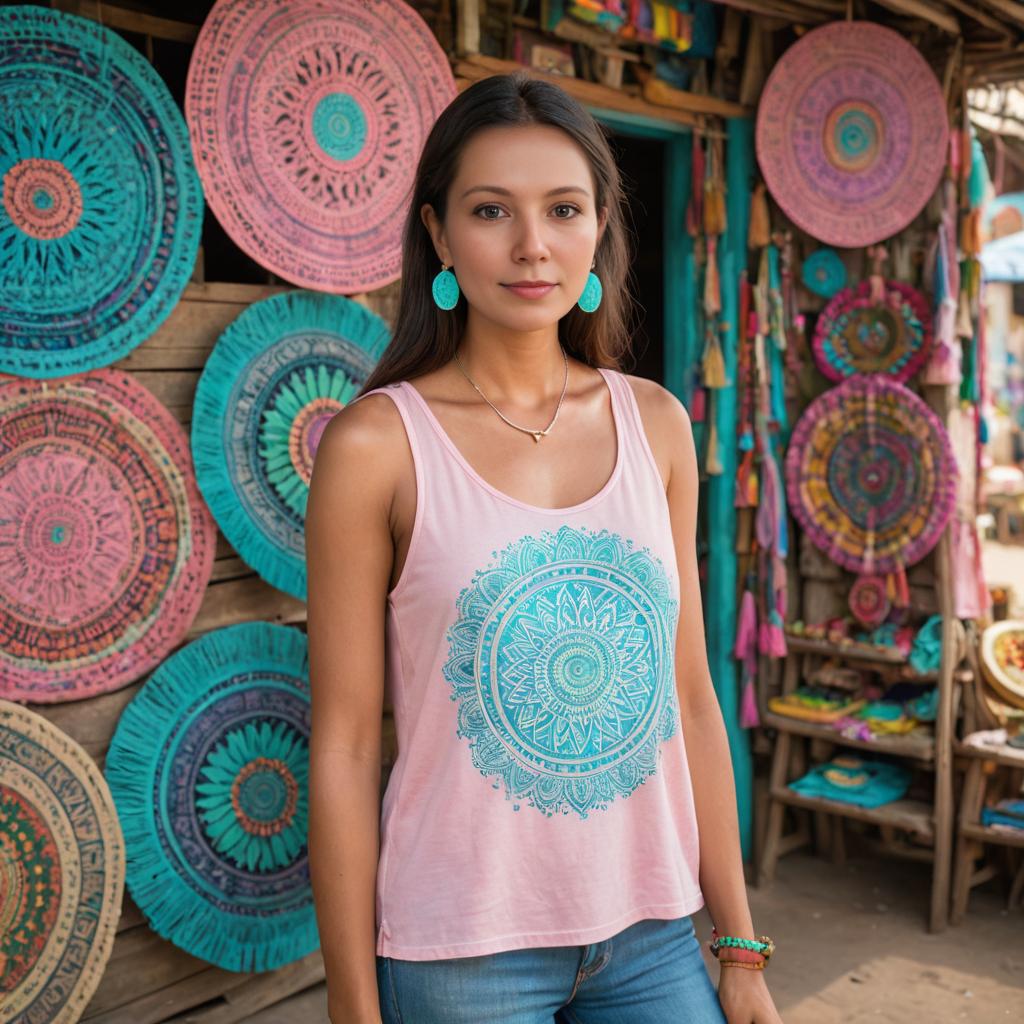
<box><xmin>765</xmin><ymin>608</ymin><xmax>788</xmax><ymax>657</ymax></box>
<box><xmin>734</xmin><ymin>589</ymin><xmax>757</xmax><ymax>659</ymax></box>
<box><xmin>702</xmin><ymin>325</ymin><xmax>727</xmax><ymax>388</ymax></box>
<box><xmin>866</xmin><ymin>244</ymin><xmax>888</xmax><ymax>305</ymax></box>
<box><xmin>748</xmin><ymin>182</ymin><xmax>771</xmax><ymax>250</ymax></box>
<box><xmin>706</xmin><ymin>419</ymin><xmax>723</xmax><ymax>475</ymax></box>
<box><xmin>740</xmin><ymin>676</ymin><xmax>761</xmax><ymax>729</ymax></box>
<box><xmin>691</xmin><ymin>383</ymin><xmax>706</xmax><ymax>422</ymax></box>
<box><xmin>686</xmin><ymin>137</ymin><xmax>704</xmax><ymax>236</ymax></box>
<box><xmin>704</xmin><ymin>237</ymin><xmax>721</xmax><ymax>316</ymax></box>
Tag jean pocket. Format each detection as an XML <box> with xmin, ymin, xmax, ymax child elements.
<box><xmin>375</xmin><ymin>956</ymin><xmax>403</xmax><ymax>1024</ymax></box>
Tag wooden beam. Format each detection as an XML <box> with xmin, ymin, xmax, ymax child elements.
<box><xmin>707</xmin><ymin>0</ymin><xmax>830</xmax><ymax>22</ymax></box>
<box><xmin>50</xmin><ymin>1</ymin><xmax>200</xmax><ymax>43</ymax></box>
<box><xmin>944</xmin><ymin>0</ymin><xmax>1015</xmax><ymax>38</ymax></box>
<box><xmin>457</xmin><ymin>53</ymin><xmax>750</xmax><ymax>123</ymax></box>
<box><xmin>456</xmin><ymin>0</ymin><xmax>481</xmax><ymax>56</ymax></box>
<box><xmin>870</xmin><ymin>0</ymin><xmax>960</xmax><ymax>35</ymax></box>
<box><xmin>976</xmin><ymin>0</ymin><xmax>1024</xmax><ymax>30</ymax></box>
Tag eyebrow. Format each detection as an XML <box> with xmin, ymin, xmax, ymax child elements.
<box><xmin>460</xmin><ymin>185</ymin><xmax>591</xmax><ymax>199</ymax></box>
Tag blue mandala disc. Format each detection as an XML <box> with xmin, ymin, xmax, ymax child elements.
<box><xmin>0</xmin><ymin>6</ymin><xmax>202</xmax><ymax>377</ymax></box>
<box><xmin>444</xmin><ymin>526</ymin><xmax>680</xmax><ymax>819</ymax></box>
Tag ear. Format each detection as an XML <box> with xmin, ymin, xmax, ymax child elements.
<box><xmin>420</xmin><ymin>203</ymin><xmax>451</xmax><ymax>265</ymax></box>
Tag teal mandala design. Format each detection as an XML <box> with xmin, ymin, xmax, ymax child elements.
<box><xmin>443</xmin><ymin>526</ymin><xmax>679</xmax><ymax>819</ymax></box>
<box><xmin>196</xmin><ymin>719</ymin><xmax>308</xmax><ymax>874</ymax></box>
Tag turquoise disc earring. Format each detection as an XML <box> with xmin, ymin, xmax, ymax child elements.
<box><xmin>578</xmin><ymin>269</ymin><xmax>602</xmax><ymax>313</ymax></box>
<box><xmin>432</xmin><ymin>263</ymin><xmax>460</xmax><ymax>310</ymax></box>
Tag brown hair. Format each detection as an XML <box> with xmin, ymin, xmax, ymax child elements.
<box><xmin>357</xmin><ymin>71</ymin><xmax>634</xmax><ymax>395</ymax></box>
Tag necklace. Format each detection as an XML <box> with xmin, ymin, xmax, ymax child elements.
<box><xmin>453</xmin><ymin>347</ymin><xmax>569</xmax><ymax>443</ymax></box>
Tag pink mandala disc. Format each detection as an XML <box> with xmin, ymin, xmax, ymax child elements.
<box><xmin>185</xmin><ymin>0</ymin><xmax>456</xmax><ymax>292</ymax></box>
<box><xmin>756</xmin><ymin>21</ymin><xmax>948</xmax><ymax>247</ymax></box>
<box><xmin>0</xmin><ymin>371</ymin><xmax>216</xmax><ymax>703</ymax></box>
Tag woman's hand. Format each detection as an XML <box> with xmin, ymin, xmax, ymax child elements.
<box><xmin>716</xmin><ymin>966</ymin><xmax>785</xmax><ymax>1023</ymax></box>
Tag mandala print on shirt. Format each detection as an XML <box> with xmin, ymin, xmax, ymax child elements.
<box><xmin>443</xmin><ymin>526</ymin><xmax>680</xmax><ymax>819</ymax></box>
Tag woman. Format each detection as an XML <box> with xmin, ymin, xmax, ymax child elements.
<box><xmin>306</xmin><ymin>71</ymin><xmax>782</xmax><ymax>1024</ymax></box>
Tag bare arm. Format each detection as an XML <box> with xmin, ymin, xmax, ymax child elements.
<box><xmin>633</xmin><ymin>377</ymin><xmax>781</xmax><ymax>1021</ymax></box>
<box><xmin>306</xmin><ymin>396</ymin><xmax>400</xmax><ymax>1024</ymax></box>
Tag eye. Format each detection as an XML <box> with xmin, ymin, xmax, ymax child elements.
<box><xmin>552</xmin><ymin>203</ymin><xmax>581</xmax><ymax>219</ymax></box>
<box><xmin>473</xmin><ymin>204</ymin><xmax>505</xmax><ymax>220</ymax></box>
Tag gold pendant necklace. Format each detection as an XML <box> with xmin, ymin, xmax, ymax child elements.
<box><xmin>453</xmin><ymin>348</ymin><xmax>569</xmax><ymax>443</ymax></box>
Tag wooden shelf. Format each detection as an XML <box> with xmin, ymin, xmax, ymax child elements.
<box><xmin>784</xmin><ymin>634</ymin><xmax>938</xmax><ymax>681</ymax></box>
<box><xmin>954</xmin><ymin>739</ymin><xmax>1024</xmax><ymax>769</ymax></box>
<box><xmin>961</xmin><ymin>820</ymin><xmax>1024</xmax><ymax>850</ymax></box>
<box><xmin>762</xmin><ymin>710</ymin><xmax>936</xmax><ymax>762</ymax></box>
<box><xmin>770</xmin><ymin>786</ymin><xmax>935</xmax><ymax>840</ymax></box>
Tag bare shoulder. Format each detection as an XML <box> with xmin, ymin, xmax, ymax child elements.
<box><xmin>620</xmin><ymin>372</ymin><xmax>692</xmax><ymax>442</ymax></box>
<box><xmin>308</xmin><ymin>390</ymin><xmax>409</xmax><ymax>515</ymax></box>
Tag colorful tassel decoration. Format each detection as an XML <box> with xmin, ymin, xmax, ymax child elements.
<box><xmin>748</xmin><ymin>182</ymin><xmax>771</xmax><ymax>249</ymax></box>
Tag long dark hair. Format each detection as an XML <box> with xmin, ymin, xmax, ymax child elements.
<box><xmin>357</xmin><ymin>72</ymin><xmax>634</xmax><ymax>395</ymax></box>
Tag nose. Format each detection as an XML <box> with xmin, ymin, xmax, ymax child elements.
<box><xmin>511</xmin><ymin>214</ymin><xmax>550</xmax><ymax>264</ymax></box>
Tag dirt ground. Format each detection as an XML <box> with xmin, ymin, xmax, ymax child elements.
<box><xmin>256</xmin><ymin>847</ymin><xmax>1022</xmax><ymax>1023</ymax></box>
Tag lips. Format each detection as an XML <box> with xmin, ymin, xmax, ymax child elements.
<box><xmin>502</xmin><ymin>281</ymin><xmax>557</xmax><ymax>299</ymax></box>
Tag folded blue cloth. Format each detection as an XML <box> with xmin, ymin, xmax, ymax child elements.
<box><xmin>788</xmin><ymin>757</ymin><xmax>912</xmax><ymax>808</ymax></box>
<box><xmin>981</xmin><ymin>799</ymin><xmax>1024</xmax><ymax>830</ymax></box>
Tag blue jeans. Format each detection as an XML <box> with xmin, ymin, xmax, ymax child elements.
<box><xmin>376</xmin><ymin>915</ymin><xmax>727</xmax><ymax>1023</ymax></box>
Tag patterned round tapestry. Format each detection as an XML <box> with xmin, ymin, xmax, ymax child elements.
<box><xmin>186</xmin><ymin>0</ymin><xmax>456</xmax><ymax>292</ymax></box>
<box><xmin>0</xmin><ymin>6</ymin><xmax>202</xmax><ymax>378</ymax></box>
<box><xmin>812</xmin><ymin>280</ymin><xmax>932</xmax><ymax>382</ymax></box>
<box><xmin>443</xmin><ymin>526</ymin><xmax>680</xmax><ymax>820</ymax></box>
<box><xmin>981</xmin><ymin>620</ymin><xmax>1024</xmax><ymax>711</ymax></box>
<box><xmin>848</xmin><ymin>574</ymin><xmax>890</xmax><ymax>628</ymax></box>
<box><xmin>104</xmin><ymin>622</ymin><xmax>314</xmax><ymax>973</ymax></box>
<box><xmin>0</xmin><ymin>371</ymin><xmax>216</xmax><ymax>703</ymax></box>
<box><xmin>756</xmin><ymin>21</ymin><xmax>948</xmax><ymax>248</ymax></box>
<box><xmin>802</xmin><ymin>248</ymin><xmax>847</xmax><ymax>298</ymax></box>
<box><xmin>1</xmin><ymin>700</ymin><xmax>124</xmax><ymax>1023</ymax></box>
<box><xmin>785</xmin><ymin>375</ymin><xmax>956</xmax><ymax>576</ymax></box>
<box><xmin>191</xmin><ymin>290</ymin><xmax>390</xmax><ymax>600</ymax></box>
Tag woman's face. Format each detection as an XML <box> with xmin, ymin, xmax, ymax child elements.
<box><xmin>422</xmin><ymin>123</ymin><xmax>607</xmax><ymax>332</ymax></box>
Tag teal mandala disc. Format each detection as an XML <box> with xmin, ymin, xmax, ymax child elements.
<box><xmin>443</xmin><ymin>526</ymin><xmax>680</xmax><ymax>819</ymax></box>
<box><xmin>104</xmin><ymin>622</ymin><xmax>315</xmax><ymax>973</ymax></box>
<box><xmin>191</xmin><ymin>291</ymin><xmax>390</xmax><ymax>600</ymax></box>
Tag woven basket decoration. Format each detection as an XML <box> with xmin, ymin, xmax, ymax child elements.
<box><xmin>104</xmin><ymin>622</ymin><xmax>316</xmax><ymax>973</ymax></box>
<box><xmin>812</xmin><ymin>280</ymin><xmax>932</xmax><ymax>382</ymax></box>
<box><xmin>785</xmin><ymin>375</ymin><xmax>956</xmax><ymax>577</ymax></box>
<box><xmin>1</xmin><ymin>700</ymin><xmax>124</xmax><ymax>1023</ymax></box>
<box><xmin>185</xmin><ymin>0</ymin><xmax>455</xmax><ymax>292</ymax></box>
<box><xmin>191</xmin><ymin>290</ymin><xmax>389</xmax><ymax>600</ymax></box>
<box><xmin>0</xmin><ymin>6</ymin><xmax>202</xmax><ymax>378</ymax></box>
<box><xmin>0</xmin><ymin>371</ymin><xmax>216</xmax><ymax>703</ymax></box>
<box><xmin>801</xmin><ymin>248</ymin><xmax>847</xmax><ymax>298</ymax></box>
<box><xmin>980</xmin><ymin>621</ymin><xmax>1024</xmax><ymax>711</ymax></box>
<box><xmin>756</xmin><ymin>21</ymin><xmax>947</xmax><ymax>248</ymax></box>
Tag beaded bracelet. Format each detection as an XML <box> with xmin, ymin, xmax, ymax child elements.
<box><xmin>710</xmin><ymin>928</ymin><xmax>775</xmax><ymax>961</ymax></box>
<box><xmin>718</xmin><ymin>958</ymin><xmax>766</xmax><ymax>971</ymax></box>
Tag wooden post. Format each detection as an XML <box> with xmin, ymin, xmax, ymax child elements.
<box><xmin>456</xmin><ymin>0</ymin><xmax>481</xmax><ymax>57</ymax></box>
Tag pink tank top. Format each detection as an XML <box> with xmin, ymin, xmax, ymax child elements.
<box><xmin>359</xmin><ymin>367</ymin><xmax>703</xmax><ymax>960</ymax></box>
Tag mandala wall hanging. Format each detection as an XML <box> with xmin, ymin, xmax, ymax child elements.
<box><xmin>191</xmin><ymin>290</ymin><xmax>390</xmax><ymax>600</ymax></box>
<box><xmin>186</xmin><ymin>0</ymin><xmax>456</xmax><ymax>292</ymax></box>
<box><xmin>1</xmin><ymin>700</ymin><xmax>124</xmax><ymax>1023</ymax></box>
<box><xmin>801</xmin><ymin>248</ymin><xmax>847</xmax><ymax>298</ymax></box>
<box><xmin>0</xmin><ymin>371</ymin><xmax>216</xmax><ymax>703</ymax></box>
<box><xmin>756</xmin><ymin>21</ymin><xmax>948</xmax><ymax>248</ymax></box>
<box><xmin>0</xmin><ymin>5</ymin><xmax>202</xmax><ymax>378</ymax></box>
<box><xmin>104</xmin><ymin>622</ymin><xmax>316</xmax><ymax>973</ymax></box>
<box><xmin>848</xmin><ymin>574</ymin><xmax>890</xmax><ymax>628</ymax></box>
<box><xmin>785</xmin><ymin>375</ymin><xmax>956</xmax><ymax>583</ymax></box>
<box><xmin>812</xmin><ymin>280</ymin><xmax>932</xmax><ymax>382</ymax></box>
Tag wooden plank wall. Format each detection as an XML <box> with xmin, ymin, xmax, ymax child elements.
<box><xmin>25</xmin><ymin>280</ymin><xmax>400</xmax><ymax>1023</ymax></box>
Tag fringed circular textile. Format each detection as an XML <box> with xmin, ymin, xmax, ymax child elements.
<box><xmin>980</xmin><ymin>620</ymin><xmax>1024</xmax><ymax>711</ymax></box>
<box><xmin>812</xmin><ymin>280</ymin><xmax>932</xmax><ymax>382</ymax></box>
<box><xmin>0</xmin><ymin>700</ymin><xmax>124</xmax><ymax>1023</ymax></box>
<box><xmin>801</xmin><ymin>248</ymin><xmax>846</xmax><ymax>298</ymax></box>
<box><xmin>0</xmin><ymin>6</ymin><xmax>202</xmax><ymax>378</ymax></box>
<box><xmin>785</xmin><ymin>375</ymin><xmax>956</xmax><ymax>576</ymax></box>
<box><xmin>185</xmin><ymin>0</ymin><xmax>456</xmax><ymax>292</ymax></box>
<box><xmin>848</xmin><ymin>574</ymin><xmax>890</xmax><ymax>628</ymax></box>
<box><xmin>756</xmin><ymin>21</ymin><xmax>947</xmax><ymax>248</ymax></box>
<box><xmin>191</xmin><ymin>290</ymin><xmax>389</xmax><ymax>600</ymax></box>
<box><xmin>104</xmin><ymin>622</ymin><xmax>315</xmax><ymax>973</ymax></box>
<box><xmin>0</xmin><ymin>371</ymin><xmax>216</xmax><ymax>703</ymax></box>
